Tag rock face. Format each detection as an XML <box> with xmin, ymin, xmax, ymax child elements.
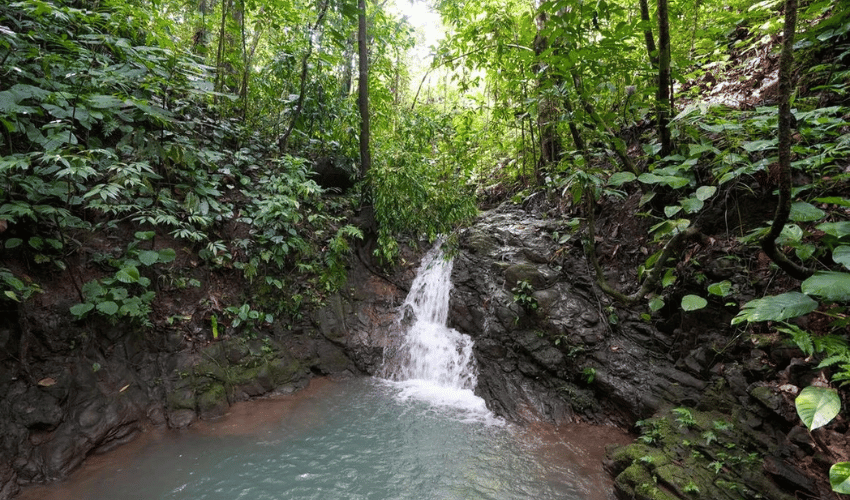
<box><xmin>450</xmin><ymin>205</ymin><xmax>707</xmax><ymax>425</ymax></box>
<box><xmin>449</xmin><ymin>204</ymin><xmax>824</xmax><ymax>499</ymax></box>
<box><xmin>0</xmin><ymin>248</ymin><xmax>411</xmax><ymax>499</ymax></box>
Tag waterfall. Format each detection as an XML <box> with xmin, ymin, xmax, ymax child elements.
<box><xmin>381</xmin><ymin>242</ymin><xmax>484</xmax><ymax>411</ymax></box>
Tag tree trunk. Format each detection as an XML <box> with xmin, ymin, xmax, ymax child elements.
<box><xmin>656</xmin><ymin>0</ymin><xmax>673</xmax><ymax>157</ymax></box>
<box><xmin>278</xmin><ymin>0</ymin><xmax>330</xmax><ymax>153</ymax></box>
<box><xmin>357</xmin><ymin>0</ymin><xmax>372</xmax><ymax>178</ymax></box>
<box><xmin>639</xmin><ymin>0</ymin><xmax>658</xmax><ymax>68</ymax></box>
<box><xmin>533</xmin><ymin>23</ymin><xmax>563</xmax><ymax>182</ymax></box>
<box><xmin>760</xmin><ymin>0</ymin><xmax>812</xmax><ymax>280</ymax></box>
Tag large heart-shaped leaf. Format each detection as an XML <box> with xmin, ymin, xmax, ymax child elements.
<box><xmin>795</xmin><ymin>386</ymin><xmax>840</xmax><ymax>431</ymax></box>
<box><xmin>830</xmin><ymin>462</ymin><xmax>850</xmax><ymax>494</ymax></box>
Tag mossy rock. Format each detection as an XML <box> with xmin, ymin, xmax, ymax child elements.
<box><xmin>197</xmin><ymin>383</ymin><xmax>228</xmax><ymax>419</ymax></box>
<box><xmin>166</xmin><ymin>387</ymin><xmax>196</xmax><ymax>411</ymax></box>
<box><xmin>268</xmin><ymin>357</ymin><xmax>304</xmax><ymax>386</ymax></box>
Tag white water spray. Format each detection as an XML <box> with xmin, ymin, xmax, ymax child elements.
<box><xmin>381</xmin><ymin>242</ymin><xmax>488</xmax><ymax>415</ymax></box>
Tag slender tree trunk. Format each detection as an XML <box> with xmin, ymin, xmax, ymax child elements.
<box><xmin>341</xmin><ymin>31</ymin><xmax>356</xmax><ymax>97</ymax></box>
<box><xmin>357</xmin><ymin>0</ymin><xmax>372</xmax><ymax>177</ymax></box>
<box><xmin>533</xmin><ymin>22</ymin><xmax>563</xmax><ymax>182</ymax></box>
<box><xmin>571</xmin><ymin>70</ymin><xmax>638</xmax><ymax>174</ymax></box>
<box><xmin>656</xmin><ymin>0</ymin><xmax>673</xmax><ymax>157</ymax></box>
<box><xmin>760</xmin><ymin>0</ymin><xmax>812</xmax><ymax>280</ymax></box>
<box><xmin>279</xmin><ymin>0</ymin><xmax>330</xmax><ymax>153</ymax></box>
<box><xmin>639</xmin><ymin>0</ymin><xmax>658</xmax><ymax>68</ymax></box>
<box><xmin>214</xmin><ymin>0</ymin><xmax>233</xmax><ymax>99</ymax></box>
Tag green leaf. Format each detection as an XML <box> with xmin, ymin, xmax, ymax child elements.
<box><xmin>732</xmin><ymin>292</ymin><xmax>818</xmax><ymax>325</ymax></box>
<box><xmin>638</xmin><ymin>173</ymin><xmax>689</xmax><ymax>189</ymax></box>
<box><xmin>801</xmin><ymin>271</ymin><xmax>850</xmax><ymax>302</ymax></box>
<box><xmin>830</xmin><ymin>462</ymin><xmax>850</xmax><ymax>494</ymax></box>
<box><xmin>96</xmin><ymin>301</ymin><xmax>120</xmax><ymax>316</ymax></box>
<box><xmin>115</xmin><ymin>266</ymin><xmax>140</xmax><ymax>284</ymax></box>
<box><xmin>4</xmin><ymin>291</ymin><xmax>18</xmax><ymax>301</ymax></box>
<box><xmin>70</xmin><ymin>302</ymin><xmax>95</xmax><ymax>316</ymax></box>
<box><xmin>795</xmin><ymin>386</ymin><xmax>840</xmax><ymax>431</ymax></box>
<box><xmin>648</xmin><ymin>296</ymin><xmax>665</xmax><ymax>312</ymax></box>
<box><xmin>135</xmin><ymin>231</ymin><xmax>155</xmax><ymax>240</ymax></box>
<box><xmin>5</xmin><ymin>238</ymin><xmax>22</xmax><ymax>249</ymax></box>
<box><xmin>695</xmin><ymin>186</ymin><xmax>716</xmax><ymax>201</ymax></box>
<box><xmin>157</xmin><ymin>248</ymin><xmax>177</xmax><ymax>263</ymax></box>
<box><xmin>833</xmin><ymin>246</ymin><xmax>850</xmax><ymax>270</ymax></box>
<box><xmin>608</xmin><ymin>172</ymin><xmax>636</xmax><ymax>186</ymax></box>
<box><xmin>680</xmin><ymin>197</ymin><xmax>704</xmax><ymax>214</ymax></box>
<box><xmin>708</xmin><ymin>281</ymin><xmax>732</xmax><ymax>297</ymax></box>
<box><xmin>138</xmin><ymin>250</ymin><xmax>159</xmax><ymax>266</ymax></box>
<box><xmin>817</xmin><ymin>221</ymin><xmax>850</xmax><ymax>239</ymax></box>
<box><xmin>789</xmin><ymin>202</ymin><xmax>826</xmax><ymax>222</ymax></box>
<box><xmin>681</xmin><ymin>295</ymin><xmax>707</xmax><ymax>311</ymax></box>
<box><xmin>664</xmin><ymin>205</ymin><xmax>682</xmax><ymax>217</ymax></box>
<box><xmin>662</xmin><ymin>268</ymin><xmax>676</xmax><ymax>288</ymax></box>
<box><xmin>742</xmin><ymin>139</ymin><xmax>777</xmax><ymax>152</ymax></box>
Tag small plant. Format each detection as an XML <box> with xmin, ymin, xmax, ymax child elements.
<box><xmin>225</xmin><ymin>303</ymin><xmax>274</xmax><ymax>330</ymax></box>
<box><xmin>512</xmin><ymin>280</ymin><xmax>539</xmax><ymax>312</ymax></box>
<box><xmin>582</xmin><ymin>367</ymin><xmax>596</xmax><ymax>384</ymax></box>
<box><xmin>211</xmin><ymin>314</ymin><xmax>219</xmax><ymax>340</ymax></box>
<box><xmin>672</xmin><ymin>407</ymin><xmax>696</xmax><ymax>428</ymax></box>
<box><xmin>683</xmin><ymin>480</ymin><xmax>700</xmax><ymax>494</ymax></box>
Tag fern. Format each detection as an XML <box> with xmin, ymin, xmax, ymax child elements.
<box><xmin>777</xmin><ymin>323</ymin><xmax>814</xmax><ymax>357</ymax></box>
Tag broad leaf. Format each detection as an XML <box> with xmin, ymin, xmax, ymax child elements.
<box><xmin>681</xmin><ymin>295</ymin><xmax>707</xmax><ymax>311</ymax></box>
<box><xmin>70</xmin><ymin>302</ymin><xmax>94</xmax><ymax>316</ymax></box>
<box><xmin>96</xmin><ymin>301</ymin><xmax>119</xmax><ymax>316</ymax></box>
<box><xmin>732</xmin><ymin>292</ymin><xmax>818</xmax><ymax>324</ymax></box>
<box><xmin>157</xmin><ymin>248</ymin><xmax>177</xmax><ymax>263</ymax></box>
<box><xmin>607</xmin><ymin>172</ymin><xmax>635</xmax><ymax>186</ymax></box>
<box><xmin>115</xmin><ymin>266</ymin><xmax>140</xmax><ymax>284</ymax></box>
<box><xmin>708</xmin><ymin>281</ymin><xmax>732</xmax><ymax>297</ymax></box>
<box><xmin>830</xmin><ymin>462</ymin><xmax>850</xmax><ymax>494</ymax></box>
<box><xmin>648</xmin><ymin>296</ymin><xmax>665</xmax><ymax>312</ymax></box>
<box><xmin>833</xmin><ymin>246</ymin><xmax>850</xmax><ymax>270</ymax></box>
<box><xmin>802</xmin><ymin>272</ymin><xmax>850</xmax><ymax>302</ymax></box>
<box><xmin>795</xmin><ymin>386</ymin><xmax>840</xmax><ymax>431</ymax></box>
<box><xmin>138</xmin><ymin>250</ymin><xmax>159</xmax><ymax>266</ymax></box>
<box><xmin>790</xmin><ymin>202</ymin><xmax>826</xmax><ymax>222</ymax></box>
<box><xmin>817</xmin><ymin>221</ymin><xmax>850</xmax><ymax>239</ymax></box>
<box><xmin>695</xmin><ymin>186</ymin><xmax>716</xmax><ymax>201</ymax></box>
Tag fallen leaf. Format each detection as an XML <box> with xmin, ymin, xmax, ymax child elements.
<box><xmin>38</xmin><ymin>377</ymin><xmax>56</xmax><ymax>387</ymax></box>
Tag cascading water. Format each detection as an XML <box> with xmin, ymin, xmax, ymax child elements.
<box><xmin>381</xmin><ymin>242</ymin><xmax>486</xmax><ymax>414</ymax></box>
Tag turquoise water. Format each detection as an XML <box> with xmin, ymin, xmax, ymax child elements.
<box><xmin>21</xmin><ymin>377</ymin><xmax>618</xmax><ymax>500</ymax></box>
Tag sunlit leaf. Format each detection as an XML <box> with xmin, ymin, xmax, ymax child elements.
<box><xmin>695</xmin><ymin>186</ymin><xmax>716</xmax><ymax>201</ymax></box>
<box><xmin>795</xmin><ymin>386</ymin><xmax>840</xmax><ymax>431</ymax></box>
<box><xmin>708</xmin><ymin>281</ymin><xmax>732</xmax><ymax>297</ymax></box>
<box><xmin>681</xmin><ymin>295</ymin><xmax>707</xmax><ymax>311</ymax></box>
<box><xmin>831</xmin><ymin>462</ymin><xmax>850</xmax><ymax>494</ymax></box>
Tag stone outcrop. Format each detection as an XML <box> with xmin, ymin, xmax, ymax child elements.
<box><xmin>448</xmin><ymin>204</ymin><xmax>828</xmax><ymax>499</ymax></box>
